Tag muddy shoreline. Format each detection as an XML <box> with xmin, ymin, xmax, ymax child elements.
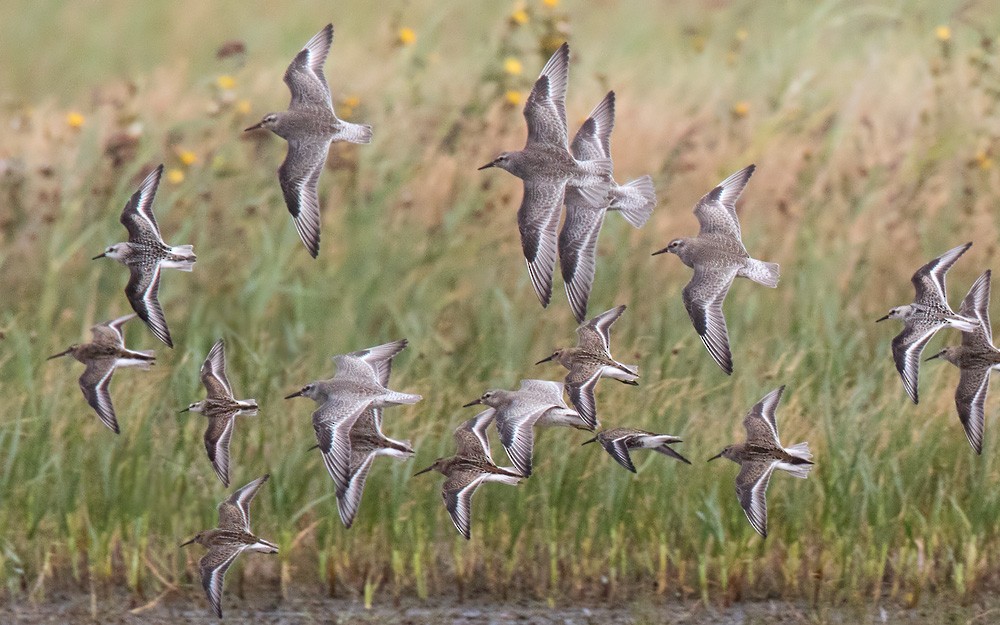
<box><xmin>4</xmin><ymin>591</ymin><xmax>997</xmax><ymax>624</ymax></box>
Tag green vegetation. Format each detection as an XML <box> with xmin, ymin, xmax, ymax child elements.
<box><xmin>3</xmin><ymin>0</ymin><xmax>1000</xmax><ymax>612</ymax></box>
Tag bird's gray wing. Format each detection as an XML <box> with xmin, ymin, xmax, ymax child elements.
<box><xmin>125</xmin><ymin>262</ymin><xmax>172</xmax><ymax>348</ymax></box>
<box><xmin>119</xmin><ymin>164</ymin><xmax>164</xmax><ymax>244</ymax></box>
<box><xmin>335</xmin><ymin>449</ymin><xmax>378</xmax><ymax>528</ymax></box>
<box><xmin>199</xmin><ymin>544</ymin><xmax>245</xmax><ymax>618</ymax></box>
<box><xmin>346</xmin><ymin>339</ymin><xmax>408</xmax><ymax>387</ymax></box>
<box><xmin>559</xmin><ymin>203</ymin><xmax>606</xmax><ymax>323</ymax></box>
<box><xmin>200</xmin><ymin>339</ymin><xmax>233</xmax><ymax>399</ymax></box>
<box><xmin>602</xmin><ymin>434</ymin><xmax>637</xmax><ymax>472</ymax></box>
<box><xmin>455</xmin><ymin>409</ymin><xmax>495</xmax><ymax>459</ymax></box>
<box><xmin>911</xmin><ymin>242</ymin><xmax>972</xmax><ymax>308</ymax></box>
<box><xmin>891</xmin><ymin>320</ymin><xmax>943</xmax><ymax>404</ymax></box>
<box><xmin>79</xmin><ymin>359</ymin><xmax>120</xmax><ymax>434</ymax></box>
<box><xmin>331</xmin><ymin>354</ymin><xmax>381</xmax><ymax>386</ymax></box>
<box><xmin>204</xmin><ymin>416</ymin><xmax>237</xmax><ymax>488</ymax></box>
<box><xmin>518</xmin><ymin>178</ymin><xmax>566</xmax><ymax>307</ymax></box>
<box><xmin>516</xmin><ymin>379</ymin><xmax>566</xmax><ymax>405</ymax></box>
<box><xmin>577</xmin><ymin>304</ymin><xmax>626</xmax><ymax>355</ymax></box>
<box><xmin>956</xmin><ymin>367</ymin><xmax>991</xmax><ymax>455</ymax></box>
<box><xmin>350</xmin><ymin>407</ymin><xmax>382</xmax><ymax>438</ymax></box>
<box><xmin>682</xmin><ymin>265</ymin><xmax>739</xmax><ymax>374</ymax></box>
<box><xmin>960</xmin><ymin>270</ymin><xmax>993</xmax><ymax>347</ymax></box>
<box><xmin>566</xmin><ymin>365</ymin><xmax>601</xmax><ymax>430</ymax></box>
<box><xmin>693</xmin><ymin>165</ymin><xmax>754</xmax><ymax>241</ymax></box>
<box><xmin>284</xmin><ymin>23</ymin><xmax>333</xmax><ymax>110</ymax></box>
<box><xmin>90</xmin><ymin>314</ymin><xmax>136</xmax><ymax>348</ymax></box>
<box><xmin>443</xmin><ymin>472</ymin><xmax>488</xmax><ymax>540</ymax></box>
<box><xmin>493</xmin><ymin>400</ymin><xmax>550</xmax><ymax>477</ymax></box>
<box><xmin>217</xmin><ymin>474</ymin><xmax>270</xmax><ymax>533</ymax></box>
<box><xmin>570</xmin><ymin>91</ymin><xmax>615</xmax><ymax>160</ymax></box>
<box><xmin>313</xmin><ymin>395</ymin><xmax>371</xmax><ymax>494</ymax></box>
<box><xmin>279</xmin><ymin>135</ymin><xmax>332</xmax><ymax>258</ymax></box>
<box><xmin>523</xmin><ymin>42</ymin><xmax>569</xmax><ymax>148</ymax></box>
<box><xmin>735</xmin><ymin>460</ymin><xmax>777</xmax><ymax>538</ymax></box>
<box><xmin>743</xmin><ymin>386</ymin><xmax>785</xmax><ymax>447</ymax></box>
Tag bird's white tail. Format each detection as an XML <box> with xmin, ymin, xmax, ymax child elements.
<box><xmin>485</xmin><ymin>472</ymin><xmax>523</xmax><ymax>485</ymax></box>
<box><xmin>165</xmin><ymin>245</ymin><xmax>197</xmax><ymax>271</ymax></box>
<box><xmin>776</xmin><ymin>461</ymin><xmax>813</xmax><ymax>479</ymax></box>
<box><xmin>645</xmin><ymin>434</ymin><xmax>682</xmax><ymax>446</ymax></box>
<box><xmin>386</xmin><ymin>391</ymin><xmax>422</xmax><ymax>405</ymax></box>
<box><xmin>611</xmin><ymin>176</ymin><xmax>656</xmax><ymax>228</ymax></box>
<box><xmin>947</xmin><ymin>315</ymin><xmax>980</xmax><ymax>333</ymax></box>
<box><xmin>785</xmin><ymin>441</ymin><xmax>813</xmax><ymax>461</ymax></box>
<box><xmin>337</xmin><ymin>121</ymin><xmax>373</xmax><ymax>144</ymax></box>
<box><xmin>248</xmin><ymin>539</ymin><xmax>279</xmax><ymax>553</ymax></box>
<box><xmin>741</xmin><ymin>258</ymin><xmax>780</xmax><ymax>288</ymax></box>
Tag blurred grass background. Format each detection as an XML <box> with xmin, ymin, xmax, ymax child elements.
<box><xmin>3</xmin><ymin>0</ymin><xmax>1000</xmax><ymax>612</ymax></box>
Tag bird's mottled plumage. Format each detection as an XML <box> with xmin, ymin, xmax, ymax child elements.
<box><xmin>94</xmin><ymin>165</ymin><xmax>196</xmax><ymax>348</ymax></box>
<box><xmin>478</xmin><ymin>42</ymin><xmax>613</xmax><ymax>308</ymax></box>
<box><xmin>334</xmin><ymin>407</ymin><xmax>414</xmax><ymax>528</ymax></box>
<box><xmin>47</xmin><ymin>314</ymin><xmax>155</xmax><ymax>434</ymax></box>
<box><xmin>180</xmin><ymin>475</ymin><xmax>279</xmax><ymax>618</ymax></box>
<box><xmin>536</xmin><ymin>305</ymin><xmax>638</xmax><ymax>428</ymax></box>
<box><xmin>925</xmin><ymin>271</ymin><xmax>1000</xmax><ymax>454</ymax></box>
<box><xmin>245</xmin><ymin>24</ymin><xmax>373</xmax><ymax>257</ymax></box>
<box><xmin>877</xmin><ymin>242</ymin><xmax>977</xmax><ymax>404</ymax></box>
<box><xmin>414</xmin><ymin>411</ymin><xmax>522</xmax><ymax>540</ymax></box>
<box><xmin>583</xmin><ymin>426</ymin><xmax>690</xmax><ymax>472</ymax></box>
<box><xmin>652</xmin><ymin>165</ymin><xmax>778</xmax><ymax>374</ymax></box>
<box><xmin>559</xmin><ymin>92</ymin><xmax>656</xmax><ymax>321</ymax></box>
<box><xmin>180</xmin><ymin>339</ymin><xmax>259</xmax><ymax>487</ymax></box>
<box><xmin>286</xmin><ymin>339</ymin><xmax>420</xmax><ymax>495</ymax></box>
<box><xmin>465</xmin><ymin>379</ymin><xmax>587</xmax><ymax>477</ymax></box>
<box><xmin>708</xmin><ymin>386</ymin><xmax>813</xmax><ymax>538</ymax></box>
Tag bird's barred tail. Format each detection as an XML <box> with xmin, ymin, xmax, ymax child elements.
<box><xmin>742</xmin><ymin>258</ymin><xmax>780</xmax><ymax>288</ymax></box>
<box><xmin>611</xmin><ymin>175</ymin><xmax>656</xmax><ymax>228</ymax></box>
<box><xmin>338</xmin><ymin>122</ymin><xmax>373</xmax><ymax>144</ymax></box>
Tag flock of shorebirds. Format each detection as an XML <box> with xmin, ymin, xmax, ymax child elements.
<box><xmin>41</xmin><ymin>24</ymin><xmax>994</xmax><ymax>618</ymax></box>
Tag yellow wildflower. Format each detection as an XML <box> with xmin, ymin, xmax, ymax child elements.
<box><xmin>935</xmin><ymin>25</ymin><xmax>951</xmax><ymax>42</ymax></box>
<box><xmin>731</xmin><ymin>101</ymin><xmax>750</xmax><ymax>118</ymax></box>
<box><xmin>216</xmin><ymin>75</ymin><xmax>236</xmax><ymax>90</ymax></box>
<box><xmin>177</xmin><ymin>149</ymin><xmax>197</xmax><ymax>167</ymax></box>
<box><xmin>511</xmin><ymin>9</ymin><xmax>529</xmax><ymax>25</ymax></box>
<box><xmin>398</xmin><ymin>27</ymin><xmax>416</xmax><ymax>46</ymax></box>
<box><xmin>505</xmin><ymin>90</ymin><xmax>523</xmax><ymax>106</ymax></box>
<box><xmin>975</xmin><ymin>150</ymin><xmax>993</xmax><ymax>170</ymax></box>
<box><xmin>503</xmin><ymin>57</ymin><xmax>523</xmax><ymax>76</ymax></box>
<box><xmin>342</xmin><ymin>95</ymin><xmax>361</xmax><ymax>109</ymax></box>
<box><xmin>542</xmin><ymin>0</ymin><xmax>558</xmax><ymax>7</ymax></box>
<box><xmin>66</xmin><ymin>111</ymin><xmax>85</xmax><ymax>129</ymax></box>
<box><xmin>235</xmin><ymin>100</ymin><xmax>252</xmax><ymax>115</ymax></box>
<box><xmin>166</xmin><ymin>168</ymin><xmax>185</xmax><ymax>184</ymax></box>
<box><xmin>735</xmin><ymin>28</ymin><xmax>749</xmax><ymax>42</ymax></box>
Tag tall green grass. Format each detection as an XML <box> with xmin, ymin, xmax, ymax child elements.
<box><xmin>3</xmin><ymin>0</ymin><xmax>1000</xmax><ymax>609</ymax></box>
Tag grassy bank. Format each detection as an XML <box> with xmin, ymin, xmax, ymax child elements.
<box><xmin>3</xmin><ymin>0</ymin><xmax>1000</xmax><ymax>611</ymax></box>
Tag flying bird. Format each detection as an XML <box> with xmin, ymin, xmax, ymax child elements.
<box><xmin>479</xmin><ymin>42</ymin><xmax>612</xmax><ymax>307</ymax></box>
<box><xmin>245</xmin><ymin>24</ymin><xmax>373</xmax><ymax>257</ymax></box>
<box><xmin>877</xmin><ymin>242</ymin><xmax>976</xmax><ymax>403</ymax></box>
<box><xmin>708</xmin><ymin>386</ymin><xmax>813</xmax><ymax>538</ymax></box>
<box><xmin>652</xmin><ymin>165</ymin><xmax>778</xmax><ymax>374</ymax></box>
<box><xmin>47</xmin><ymin>313</ymin><xmax>155</xmax><ymax>434</ymax></box>
<box><xmin>180</xmin><ymin>474</ymin><xmax>279</xmax><ymax>618</ymax></box>
<box><xmin>414</xmin><ymin>410</ymin><xmax>523</xmax><ymax>540</ymax></box>
<box><xmin>94</xmin><ymin>165</ymin><xmax>196</xmax><ymax>348</ymax></box>
<box><xmin>179</xmin><ymin>339</ymin><xmax>259</xmax><ymax>487</ymax></box>
<box><xmin>536</xmin><ymin>304</ymin><xmax>638</xmax><ymax>429</ymax></box>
